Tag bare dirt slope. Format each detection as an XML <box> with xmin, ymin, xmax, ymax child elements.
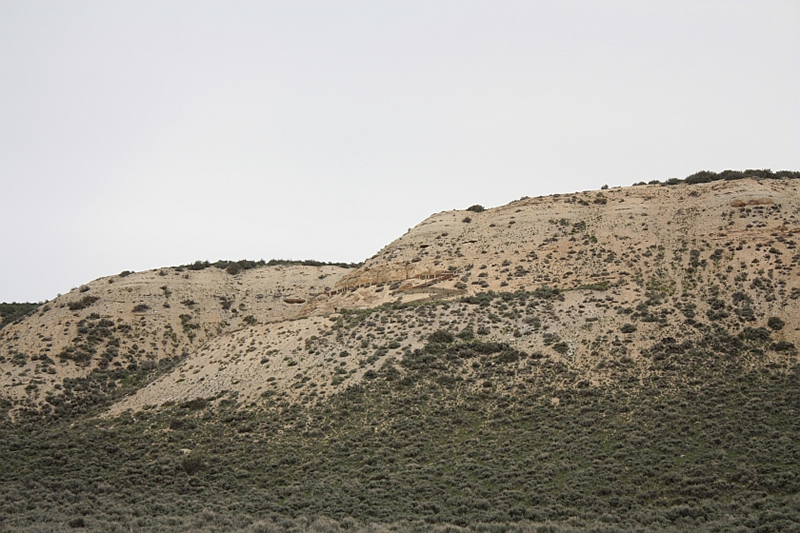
<box><xmin>107</xmin><ymin>178</ymin><xmax>800</xmax><ymax>415</ymax></box>
<box><xmin>3</xmin><ymin>178</ymin><xmax>799</xmax><ymax>418</ymax></box>
<box><xmin>0</xmin><ymin>263</ymin><xmax>351</xmax><ymax>410</ymax></box>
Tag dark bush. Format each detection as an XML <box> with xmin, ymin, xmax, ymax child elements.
<box><xmin>68</xmin><ymin>296</ymin><xmax>100</xmax><ymax>311</ymax></box>
<box><xmin>10</xmin><ymin>351</ymin><xmax>27</xmax><ymax>366</ymax></box>
<box><xmin>552</xmin><ymin>342</ymin><xmax>569</xmax><ymax>355</ymax></box>
<box><xmin>740</xmin><ymin>327</ymin><xmax>771</xmax><ymax>341</ymax></box>
<box><xmin>181</xmin><ymin>398</ymin><xmax>208</xmax><ymax>410</ymax></box>
<box><xmin>462</xmin><ymin>292</ymin><xmax>495</xmax><ymax>307</ymax></box>
<box><xmin>266</xmin><ymin>258</ymin><xmax>361</xmax><ymax>269</ymax></box>
<box><xmin>767</xmin><ymin>317</ymin><xmax>785</xmax><ymax>331</ymax></box>
<box><xmin>0</xmin><ymin>302</ymin><xmax>39</xmax><ymax>329</ymax></box>
<box><xmin>543</xmin><ymin>333</ymin><xmax>560</xmax><ymax>346</ymax></box>
<box><xmin>495</xmin><ymin>349</ymin><xmax>523</xmax><ymax>364</ymax></box>
<box><xmin>684</xmin><ymin>170</ymin><xmax>717</xmax><ymax>184</ymax></box>
<box><xmin>531</xmin><ymin>286</ymin><xmax>562</xmax><ymax>301</ymax></box>
<box><xmin>187</xmin><ymin>260</ymin><xmax>210</xmax><ymax>270</ymax></box>
<box><xmin>457</xmin><ymin>327</ymin><xmax>474</xmax><ymax>340</ymax></box>
<box><xmin>620</xmin><ymin>323</ymin><xmax>637</xmax><ymax>334</ymax></box>
<box><xmin>467</xmin><ymin>204</ymin><xmax>485</xmax><ymax>212</ymax></box>
<box><xmin>68</xmin><ymin>517</ymin><xmax>86</xmax><ymax>528</ymax></box>
<box><xmin>132</xmin><ymin>304</ymin><xmax>150</xmax><ymax>313</ymax></box>
<box><xmin>662</xmin><ymin>169</ymin><xmax>800</xmax><ymax>187</ymax></box>
<box><xmin>732</xmin><ymin>291</ymin><xmax>751</xmax><ymax>305</ymax></box>
<box><xmin>771</xmin><ymin>341</ymin><xmax>796</xmax><ymax>353</ymax></box>
<box><xmin>429</xmin><ymin>330</ymin><xmax>454</xmax><ymax>344</ymax></box>
<box><xmin>469</xmin><ymin>341</ymin><xmax>509</xmax><ymax>355</ymax></box>
<box><xmin>182</xmin><ymin>454</ymin><xmax>204</xmax><ymax>475</ymax></box>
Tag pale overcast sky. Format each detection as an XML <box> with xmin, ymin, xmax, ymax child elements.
<box><xmin>1</xmin><ymin>1</ymin><xmax>798</xmax><ymax>303</ymax></box>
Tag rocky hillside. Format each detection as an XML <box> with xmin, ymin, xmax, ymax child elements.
<box><xmin>0</xmin><ymin>261</ymin><xmax>354</xmax><ymax>416</ymax></box>
<box><xmin>2</xmin><ymin>175</ymin><xmax>800</xmax><ymax>532</ymax></box>
<box><xmin>7</xmin><ymin>176</ymin><xmax>798</xmax><ymax>417</ymax></box>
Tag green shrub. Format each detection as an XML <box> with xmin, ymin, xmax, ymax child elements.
<box><xmin>181</xmin><ymin>398</ymin><xmax>208</xmax><ymax>410</ymax></box>
<box><xmin>740</xmin><ymin>327</ymin><xmax>771</xmax><ymax>341</ymax></box>
<box><xmin>182</xmin><ymin>454</ymin><xmax>204</xmax><ymax>475</ymax></box>
<box><xmin>466</xmin><ymin>204</ymin><xmax>485</xmax><ymax>212</ymax></box>
<box><xmin>543</xmin><ymin>333</ymin><xmax>560</xmax><ymax>346</ymax></box>
<box><xmin>428</xmin><ymin>330</ymin><xmax>454</xmax><ymax>344</ymax></box>
<box><xmin>771</xmin><ymin>341</ymin><xmax>796</xmax><ymax>353</ymax></box>
<box><xmin>266</xmin><ymin>258</ymin><xmax>362</xmax><ymax>269</ymax></box>
<box><xmin>10</xmin><ymin>350</ymin><xmax>27</xmax><ymax>366</ymax></box>
<box><xmin>187</xmin><ymin>260</ymin><xmax>210</xmax><ymax>270</ymax></box>
<box><xmin>0</xmin><ymin>302</ymin><xmax>39</xmax><ymax>329</ymax></box>
<box><xmin>767</xmin><ymin>317</ymin><xmax>785</xmax><ymax>331</ymax></box>
<box><xmin>495</xmin><ymin>349</ymin><xmax>522</xmax><ymax>363</ymax></box>
<box><xmin>68</xmin><ymin>296</ymin><xmax>100</xmax><ymax>311</ymax></box>
<box><xmin>68</xmin><ymin>517</ymin><xmax>86</xmax><ymax>528</ymax></box>
<box><xmin>457</xmin><ymin>327</ymin><xmax>474</xmax><ymax>340</ymax></box>
<box><xmin>531</xmin><ymin>286</ymin><xmax>562</xmax><ymax>301</ymax></box>
<box><xmin>552</xmin><ymin>342</ymin><xmax>569</xmax><ymax>354</ymax></box>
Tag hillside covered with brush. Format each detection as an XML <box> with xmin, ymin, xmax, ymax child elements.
<box><xmin>2</xmin><ymin>172</ymin><xmax>800</xmax><ymax>532</ymax></box>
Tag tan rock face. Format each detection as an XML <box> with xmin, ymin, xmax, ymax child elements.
<box><xmin>0</xmin><ymin>263</ymin><xmax>351</xmax><ymax>408</ymax></box>
<box><xmin>324</xmin><ymin>177</ymin><xmax>799</xmax><ymax>307</ymax></box>
<box><xmin>3</xmin><ymin>178</ymin><xmax>800</xmax><ymax>417</ymax></box>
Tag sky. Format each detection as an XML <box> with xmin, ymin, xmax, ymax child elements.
<box><xmin>1</xmin><ymin>0</ymin><xmax>798</xmax><ymax>303</ymax></box>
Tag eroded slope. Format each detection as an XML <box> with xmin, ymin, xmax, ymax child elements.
<box><xmin>0</xmin><ymin>262</ymin><xmax>351</xmax><ymax>415</ymax></box>
<box><xmin>106</xmin><ymin>178</ymin><xmax>800</xmax><ymax>415</ymax></box>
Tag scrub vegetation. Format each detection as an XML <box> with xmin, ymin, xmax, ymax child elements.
<box><xmin>0</xmin><ymin>302</ymin><xmax>40</xmax><ymax>330</ymax></box>
<box><xmin>3</xmin><ymin>321</ymin><xmax>799</xmax><ymax>532</ymax></box>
